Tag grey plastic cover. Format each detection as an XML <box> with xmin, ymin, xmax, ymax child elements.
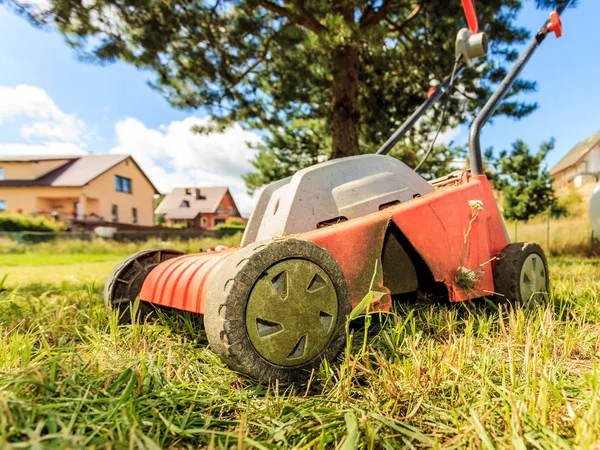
<box><xmin>242</xmin><ymin>154</ymin><xmax>434</xmax><ymax>246</ymax></box>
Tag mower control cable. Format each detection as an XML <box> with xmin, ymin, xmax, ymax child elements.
<box><xmin>413</xmin><ymin>54</ymin><xmax>462</xmax><ymax>173</ymax></box>
<box><xmin>375</xmin><ymin>60</ymin><xmax>466</xmax><ymax>157</ymax></box>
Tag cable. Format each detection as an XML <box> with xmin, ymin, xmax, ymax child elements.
<box><xmin>414</xmin><ymin>54</ymin><xmax>462</xmax><ymax>173</ymax></box>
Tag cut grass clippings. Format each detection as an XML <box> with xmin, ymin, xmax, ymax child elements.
<box><xmin>0</xmin><ymin>252</ymin><xmax>599</xmax><ymax>448</ymax></box>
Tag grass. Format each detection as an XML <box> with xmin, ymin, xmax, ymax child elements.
<box><xmin>1</xmin><ymin>239</ymin><xmax>599</xmax><ymax>447</ymax></box>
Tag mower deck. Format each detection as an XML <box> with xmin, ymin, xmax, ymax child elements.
<box><xmin>139</xmin><ymin>172</ymin><xmax>507</xmax><ymax>314</ymax></box>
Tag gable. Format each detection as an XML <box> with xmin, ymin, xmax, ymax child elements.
<box><xmin>216</xmin><ymin>190</ymin><xmax>240</xmax><ymax>216</ymax></box>
<box><xmin>551</xmin><ymin>130</ymin><xmax>600</xmax><ymax>176</ymax></box>
<box><xmin>85</xmin><ymin>157</ymin><xmax>159</xmax><ymax>195</ymax></box>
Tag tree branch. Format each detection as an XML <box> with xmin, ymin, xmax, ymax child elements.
<box><xmin>226</xmin><ymin>24</ymin><xmax>288</xmax><ymax>93</ymax></box>
<box><xmin>384</xmin><ymin>3</ymin><xmax>421</xmax><ymax>33</ymax></box>
<box><xmin>257</xmin><ymin>0</ymin><xmax>326</xmax><ymax>33</ymax></box>
<box><xmin>360</xmin><ymin>0</ymin><xmax>394</xmax><ymax>29</ymax></box>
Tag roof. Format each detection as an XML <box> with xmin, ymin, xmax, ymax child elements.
<box><xmin>550</xmin><ymin>130</ymin><xmax>600</xmax><ymax>176</ymax></box>
<box><xmin>0</xmin><ymin>154</ymin><xmax>159</xmax><ymax>193</ymax></box>
<box><xmin>155</xmin><ymin>187</ymin><xmax>230</xmax><ymax>219</ymax></box>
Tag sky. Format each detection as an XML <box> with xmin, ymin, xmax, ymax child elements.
<box><xmin>0</xmin><ymin>2</ymin><xmax>599</xmax><ymax>216</ymax></box>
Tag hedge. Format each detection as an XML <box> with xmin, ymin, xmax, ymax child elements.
<box><xmin>0</xmin><ymin>213</ymin><xmax>67</xmax><ymax>232</ymax></box>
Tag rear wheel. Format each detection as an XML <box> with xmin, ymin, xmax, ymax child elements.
<box><xmin>104</xmin><ymin>248</ymin><xmax>185</xmax><ymax>324</ymax></box>
<box><xmin>204</xmin><ymin>238</ymin><xmax>350</xmax><ymax>383</ymax></box>
<box><xmin>493</xmin><ymin>242</ymin><xmax>549</xmax><ymax>305</ymax></box>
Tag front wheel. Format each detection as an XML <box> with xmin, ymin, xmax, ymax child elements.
<box><xmin>204</xmin><ymin>238</ymin><xmax>350</xmax><ymax>383</ymax></box>
<box><xmin>493</xmin><ymin>242</ymin><xmax>549</xmax><ymax>304</ymax></box>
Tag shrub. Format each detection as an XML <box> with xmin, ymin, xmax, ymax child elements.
<box><xmin>0</xmin><ymin>213</ymin><xmax>67</xmax><ymax>232</ymax></box>
<box><xmin>215</xmin><ymin>218</ymin><xmax>246</xmax><ymax>236</ymax></box>
<box><xmin>557</xmin><ymin>188</ymin><xmax>584</xmax><ymax>217</ymax></box>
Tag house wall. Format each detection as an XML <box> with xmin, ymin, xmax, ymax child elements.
<box><xmin>0</xmin><ymin>158</ymin><xmax>156</xmax><ymax>226</ymax></box>
<box><xmin>552</xmin><ymin>143</ymin><xmax>600</xmax><ymax>189</ymax></box>
<box><xmin>83</xmin><ymin>158</ymin><xmax>156</xmax><ymax>226</ymax></box>
<box><xmin>200</xmin><ymin>192</ymin><xmax>244</xmax><ymax>228</ymax></box>
<box><xmin>0</xmin><ymin>160</ymin><xmax>73</xmax><ymax>180</ymax></box>
<box><xmin>0</xmin><ymin>186</ymin><xmax>81</xmax><ymax>213</ymax></box>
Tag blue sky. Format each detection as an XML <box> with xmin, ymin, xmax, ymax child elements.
<box><xmin>0</xmin><ymin>1</ymin><xmax>599</xmax><ymax>215</ymax></box>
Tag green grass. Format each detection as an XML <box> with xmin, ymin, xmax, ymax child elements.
<box><xmin>1</xmin><ymin>250</ymin><xmax>600</xmax><ymax>448</ymax></box>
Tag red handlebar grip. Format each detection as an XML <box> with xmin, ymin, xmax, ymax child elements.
<box><xmin>461</xmin><ymin>0</ymin><xmax>479</xmax><ymax>34</ymax></box>
<box><xmin>547</xmin><ymin>11</ymin><xmax>562</xmax><ymax>38</ymax></box>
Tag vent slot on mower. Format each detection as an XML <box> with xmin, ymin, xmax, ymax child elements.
<box><xmin>316</xmin><ymin>216</ymin><xmax>348</xmax><ymax>229</ymax></box>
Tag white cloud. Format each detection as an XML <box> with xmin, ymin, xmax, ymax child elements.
<box><xmin>438</xmin><ymin>125</ymin><xmax>462</xmax><ymax>145</ymax></box>
<box><xmin>0</xmin><ymin>85</ymin><xmax>90</xmax><ymax>144</ymax></box>
<box><xmin>0</xmin><ymin>142</ymin><xmax>86</xmax><ymax>156</ymax></box>
<box><xmin>0</xmin><ymin>84</ymin><xmax>262</xmax><ymax>215</ymax></box>
<box><xmin>109</xmin><ymin>116</ymin><xmax>262</xmax><ymax>215</ymax></box>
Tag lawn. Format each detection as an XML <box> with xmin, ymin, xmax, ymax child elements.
<box><xmin>1</xmin><ymin>242</ymin><xmax>599</xmax><ymax>448</ymax></box>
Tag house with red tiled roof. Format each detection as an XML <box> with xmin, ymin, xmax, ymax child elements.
<box><xmin>0</xmin><ymin>154</ymin><xmax>159</xmax><ymax>226</ymax></box>
<box><xmin>155</xmin><ymin>187</ymin><xmax>245</xmax><ymax>229</ymax></box>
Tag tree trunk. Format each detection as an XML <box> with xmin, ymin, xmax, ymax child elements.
<box><xmin>331</xmin><ymin>45</ymin><xmax>360</xmax><ymax>159</ymax></box>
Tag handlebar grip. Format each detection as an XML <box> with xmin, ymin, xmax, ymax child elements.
<box><xmin>461</xmin><ymin>0</ymin><xmax>478</xmax><ymax>34</ymax></box>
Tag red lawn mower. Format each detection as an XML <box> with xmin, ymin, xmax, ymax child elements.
<box><xmin>105</xmin><ymin>1</ymin><xmax>567</xmax><ymax>382</ymax></box>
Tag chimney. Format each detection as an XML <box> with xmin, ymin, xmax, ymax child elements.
<box><xmin>195</xmin><ymin>188</ymin><xmax>201</xmax><ymax>199</ymax></box>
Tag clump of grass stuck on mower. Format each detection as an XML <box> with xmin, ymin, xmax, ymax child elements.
<box><xmin>453</xmin><ymin>199</ymin><xmax>495</xmax><ymax>296</ymax></box>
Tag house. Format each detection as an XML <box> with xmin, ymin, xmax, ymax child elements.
<box><xmin>155</xmin><ymin>187</ymin><xmax>245</xmax><ymax>229</ymax></box>
<box><xmin>550</xmin><ymin>130</ymin><xmax>600</xmax><ymax>199</ymax></box>
<box><xmin>0</xmin><ymin>154</ymin><xmax>159</xmax><ymax>226</ymax></box>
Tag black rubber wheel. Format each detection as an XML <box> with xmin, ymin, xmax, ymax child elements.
<box><xmin>204</xmin><ymin>238</ymin><xmax>350</xmax><ymax>383</ymax></box>
<box><xmin>104</xmin><ymin>248</ymin><xmax>185</xmax><ymax>324</ymax></box>
<box><xmin>493</xmin><ymin>242</ymin><xmax>549</xmax><ymax>305</ymax></box>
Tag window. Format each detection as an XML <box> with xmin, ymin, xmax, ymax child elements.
<box><xmin>216</xmin><ymin>206</ymin><xmax>223</xmax><ymax>213</ymax></box>
<box><xmin>180</xmin><ymin>200</ymin><xmax>190</xmax><ymax>208</ymax></box>
<box><xmin>0</xmin><ymin>200</ymin><xmax>5</xmax><ymax>211</ymax></box>
<box><xmin>214</xmin><ymin>218</ymin><xmax>226</xmax><ymax>226</ymax></box>
<box><xmin>132</xmin><ymin>207</ymin><xmax>137</xmax><ymax>224</ymax></box>
<box><xmin>0</xmin><ymin>168</ymin><xmax>4</xmax><ymax>181</ymax></box>
<box><xmin>227</xmin><ymin>207</ymin><xmax>233</xmax><ymax>215</ymax></box>
<box><xmin>201</xmin><ymin>217</ymin><xmax>207</xmax><ymax>228</ymax></box>
<box><xmin>115</xmin><ymin>175</ymin><xmax>132</xmax><ymax>193</ymax></box>
<box><xmin>111</xmin><ymin>204</ymin><xmax>118</xmax><ymax>222</ymax></box>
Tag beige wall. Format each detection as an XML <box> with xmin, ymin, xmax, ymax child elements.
<box><xmin>0</xmin><ymin>157</ymin><xmax>157</xmax><ymax>226</ymax></box>
<box><xmin>0</xmin><ymin>187</ymin><xmax>81</xmax><ymax>213</ymax></box>
<box><xmin>82</xmin><ymin>158</ymin><xmax>156</xmax><ymax>226</ymax></box>
<box><xmin>0</xmin><ymin>160</ymin><xmax>73</xmax><ymax>180</ymax></box>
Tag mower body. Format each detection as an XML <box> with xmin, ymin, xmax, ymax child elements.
<box><xmin>139</xmin><ymin>154</ymin><xmax>508</xmax><ymax>314</ymax></box>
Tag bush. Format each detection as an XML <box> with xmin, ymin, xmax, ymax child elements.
<box><xmin>0</xmin><ymin>213</ymin><xmax>67</xmax><ymax>232</ymax></box>
<box><xmin>557</xmin><ymin>188</ymin><xmax>584</xmax><ymax>217</ymax></box>
<box><xmin>215</xmin><ymin>218</ymin><xmax>246</xmax><ymax>236</ymax></box>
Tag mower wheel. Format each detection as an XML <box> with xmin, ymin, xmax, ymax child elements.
<box><xmin>493</xmin><ymin>242</ymin><xmax>549</xmax><ymax>304</ymax></box>
<box><xmin>104</xmin><ymin>248</ymin><xmax>185</xmax><ymax>324</ymax></box>
<box><xmin>204</xmin><ymin>238</ymin><xmax>350</xmax><ymax>383</ymax></box>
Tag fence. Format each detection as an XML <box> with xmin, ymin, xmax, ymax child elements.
<box><xmin>0</xmin><ymin>216</ymin><xmax>595</xmax><ymax>256</ymax></box>
<box><xmin>0</xmin><ymin>228</ymin><xmax>224</xmax><ymax>244</ymax></box>
<box><xmin>505</xmin><ymin>216</ymin><xmax>597</xmax><ymax>256</ymax></box>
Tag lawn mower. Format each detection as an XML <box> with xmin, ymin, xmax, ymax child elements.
<box><xmin>105</xmin><ymin>1</ymin><xmax>567</xmax><ymax>383</ymax></box>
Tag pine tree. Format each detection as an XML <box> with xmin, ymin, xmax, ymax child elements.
<box><xmin>10</xmin><ymin>0</ymin><xmax>571</xmax><ymax>192</ymax></box>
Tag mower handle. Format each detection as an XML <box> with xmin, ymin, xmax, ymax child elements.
<box><xmin>376</xmin><ymin>62</ymin><xmax>465</xmax><ymax>156</ymax></box>
<box><xmin>468</xmin><ymin>1</ymin><xmax>570</xmax><ymax>175</ymax></box>
<box><xmin>461</xmin><ymin>0</ymin><xmax>478</xmax><ymax>34</ymax></box>
<box><xmin>376</xmin><ymin>0</ymin><xmax>477</xmax><ymax>157</ymax></box>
